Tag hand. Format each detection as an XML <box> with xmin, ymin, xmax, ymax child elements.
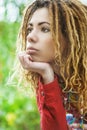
<box><xmin>18</xmin><ymin>51</ymin><xmax>54</xmax><ymax>84</ymax></box>
<box><xmin>68</xmin><ymin>123</ymin><xmax>87</xmax><ymax>130</ymax></box>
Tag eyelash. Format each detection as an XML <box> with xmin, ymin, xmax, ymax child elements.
<box><xmin>27</xmin><ymin>28</ymin><xmax>33</xmax><ymax>34</ymax></box>
<box><xmin>41</xmin><ymin>27</ymin><xmax>50</xmax><ymax>32</ymax></box>
<box><xmin>27</xmin><ymin>27</ymin><xmax>50</xmax><ymax>34</ymax></box>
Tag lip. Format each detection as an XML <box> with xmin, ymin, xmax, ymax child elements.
<box><xmin>28</xmin><ymin>47</ymin><xmax>38</xmax><ymax>50</ymax></box>
<box><xmin>27</xmin><ymin>47</ymin><xmax>38</xmax><ymax>54</ymax></box>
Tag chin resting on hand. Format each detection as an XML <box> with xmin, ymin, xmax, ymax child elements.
<box><xmin>18</xmin><ymin>51</ymin><xmax>54</xmax><ymax>84</ymax></box>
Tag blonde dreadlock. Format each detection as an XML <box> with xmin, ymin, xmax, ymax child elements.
<box><xmin>12</xmin><ymin>0</ymin><xmax>87</xmax><ymax>120</ymax></box>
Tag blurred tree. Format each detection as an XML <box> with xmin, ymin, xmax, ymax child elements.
<box><xmin>0</xmin><ymin>0</ymin><xmax>33</xmax><ymax>22</ymax></box>
<box><xmin>0</xmin><ymin>1</ymin><xmax>40</xmax><ymax>130</ymax></box>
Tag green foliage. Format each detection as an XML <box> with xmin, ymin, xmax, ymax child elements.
<box><xmin>0</xmin><ymin>22</ymin><xmax>40</xmax><ymax>130</ymax></box>
<box><xmin>0</xmin><ymin>22</ymin><xmax>19</xmax><ymax>84</ymax></box>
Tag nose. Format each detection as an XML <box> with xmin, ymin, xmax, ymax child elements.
<box><xmin>27</xmin><ymin>30</ymin><xmax>38</xmax><ymax>43</ymax></box>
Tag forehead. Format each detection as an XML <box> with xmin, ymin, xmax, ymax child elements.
<box><xmin>29</xmin><ymin>8</ymin><xmax>50</xmax><ymax>23</ymax></box>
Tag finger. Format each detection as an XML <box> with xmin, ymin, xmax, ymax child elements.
<box><xmin>18</xmin><ymin>52</ymin><xmax>31</xmax><ymax>69</ymax></box>
<box><xmin>18</xmin><ymin>51</ymin><xmax>26</xmax><ymax>57</ymax></box>
<box><xmin>23</xmin><ymin>56</ymin><xmax>41</xmax><ymax>72</ymax></box>
<box><xmin>23</xmin><ymin>54</ymin><xmax>33</xmax><ymax>69</ymax></box>
<box><xmin>18</xmin><ymin>51</ymin><xmax>26</xmax><ymax>63</ymax></box>
<box><xmin>23</xmin><ymin>56</ymin><xmax>49</xmax><ymax>74</ymax></box>
<box><xmin>18</xmin><ymin>51</ymin><xmax>33</xmax><ymax>62</ymax></box>
<box><xmin>18</xmin><ymin>52</ymin><xmax>40</xmax><ymax>71</ymax></box>
<box><xmin>26</xmin><ymin>50</ymin><xmax>30</xmax><ymax>55</ymax></box>
<box><xmin>18</xmin><ymin>53</ymin><xmax>52</xmax><ymax>75</ymax></box>
<box><xmin>18</xmin><ymin>53</ymin><xmax>25</xmax><ymax>65</ymax></box>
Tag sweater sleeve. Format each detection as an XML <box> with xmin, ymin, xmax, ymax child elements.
<box><xmin>36</xmin><ymin>77</ymin><xmax>68</xmax><ymax>130</ymax></box>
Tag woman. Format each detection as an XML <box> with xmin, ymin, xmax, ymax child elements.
<box><xmin>13</xmin><ymin>0</ymin><xmax>87</xmax><ymax>129</ymax></box>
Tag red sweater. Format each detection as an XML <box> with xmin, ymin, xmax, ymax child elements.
<box><xmin>36</xmin><ymin>77</ymin><xmax>68</xmax><ymax>130</ymax></box>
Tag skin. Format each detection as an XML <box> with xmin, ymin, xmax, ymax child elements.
<box><xmin>26</xmin><ymin>8</ymin><xmax>55</xmax><ymax>63</ymax></box>
<box><xmin>19</xmin><ymin>8</ymin><xmax>55</xmax><ymax>84</ymax></box>
<box><xmin>18</xmin><ymin>7</ymin><xmax>87</xmax><ymax>130</ymax></box>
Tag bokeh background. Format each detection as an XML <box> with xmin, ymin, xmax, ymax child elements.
<box><xmin>0</xmin><ymin>0</ymin><xmax>40</xmax><ymax>130</ymax></box>
<box><xmin>0</xmin><ymin>0</ymin><xmax>87</xmax><ymax>130</ymax></box>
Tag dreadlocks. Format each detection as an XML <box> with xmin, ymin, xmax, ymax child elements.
<box><xmin>13</xmin><ymin>0</ymin><xmax>87</xmax><ymax>121</ymax></box>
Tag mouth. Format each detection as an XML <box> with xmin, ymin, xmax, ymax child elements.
<box><xmin>26</xmin><ymin>47</ymin><xmax>39</xmax><ymax>54</ymax></box>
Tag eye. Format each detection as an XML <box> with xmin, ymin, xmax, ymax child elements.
<box><xmin>27</xmin><ymin>27</ymin><xmax>33</xmax><ymax>34</ymax></box>
<box><xmin>41</xmin><ymin>27</ymin><xmax>50</xmax><ymax>33</ymax></box>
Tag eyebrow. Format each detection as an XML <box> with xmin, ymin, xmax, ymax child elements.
<box><xmin>28</xmin><ymin>22</ymin><xmax>50</xmax><ymax>26</ymax></box>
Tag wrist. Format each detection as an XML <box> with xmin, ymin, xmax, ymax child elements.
<box><xmin>43</xmin><ymin>75</ymin><xmax>54</xmax><ymax>84</ymax></box>
<box><xmin>42</xmin><ymin>67</ymin><xmax>54</xmax><ymax>84</ymax></box>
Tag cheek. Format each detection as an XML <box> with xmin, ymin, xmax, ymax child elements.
<box><xmin>44</xmin><ymin>40</ymin><xmax>55</xmax><ymax>58</ymax></box>
<box><xmin>47</xmin><ymin>39</ymin><xmax>55</xmax><ymax>52</ymax></box>
<box><xmin>39</xmin><ymin>35</ymin><xmax>55</xmax><ymax>55</ymax></box>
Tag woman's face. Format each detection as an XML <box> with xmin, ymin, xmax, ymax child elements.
<box><xmin>26</xmin><ymin>8</ymin><xmax>55</xmax><ymax>63</ymax></box>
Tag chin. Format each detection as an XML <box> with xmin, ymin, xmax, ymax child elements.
<box><xmin>31</xmin><ymin>56</ymin><xmax>53</xmax><ymax>63</ymax></box>
<box><xmin>33</xmin><ymin>59</ymin><xmax>48</xmax><ymax>63</ymax></box>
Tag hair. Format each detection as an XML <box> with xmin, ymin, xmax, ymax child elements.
<box><xmin>10</xmin><ymin>0</ymin><xmax>87</xmax><ymax>121</ymax></box>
